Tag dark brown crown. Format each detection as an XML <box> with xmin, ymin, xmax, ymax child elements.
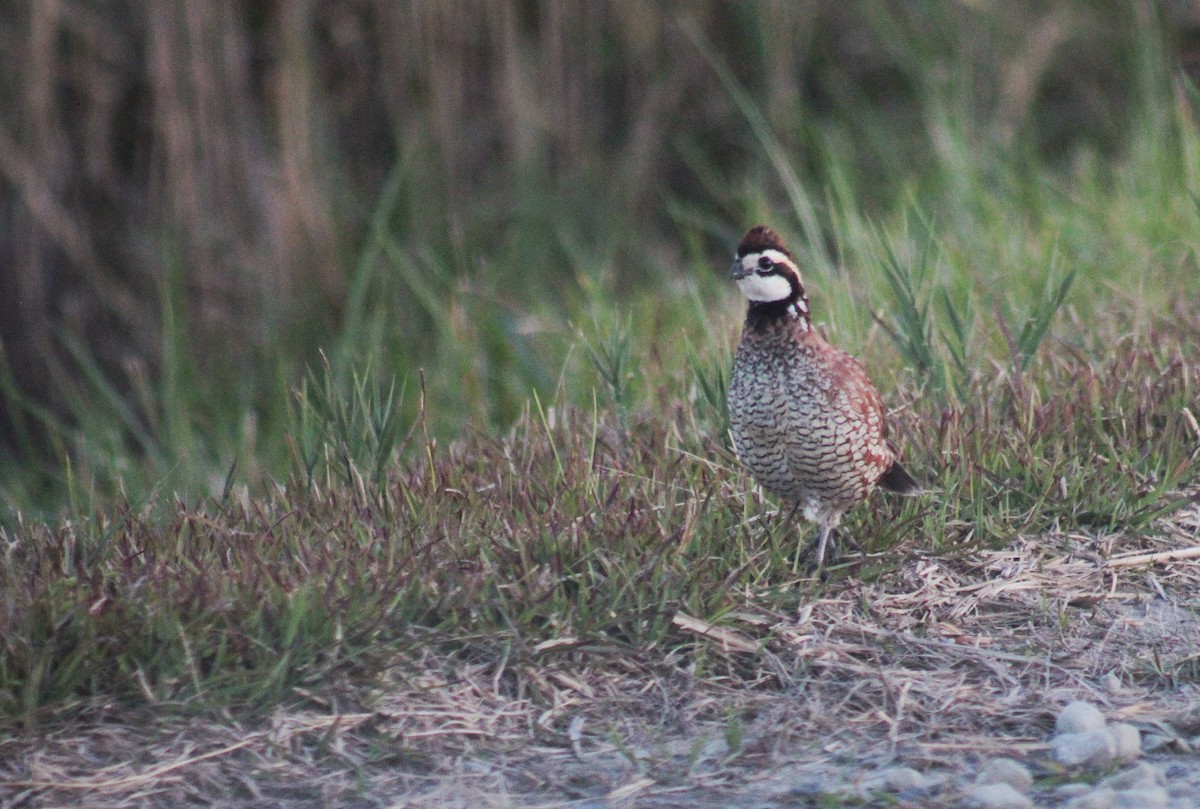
<box><xmin>737</xmin><ymin>225</ymin><xmax>792</xmax><ymax>259</ymax></box>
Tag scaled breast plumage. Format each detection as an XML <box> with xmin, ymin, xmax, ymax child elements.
<box><xmin>727</xmin><ymin>225</ymin><xmax>906</xmax><ymax>526</ymax></box>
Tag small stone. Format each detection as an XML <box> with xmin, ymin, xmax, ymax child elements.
<box><xmin>1142</xmin><ymin>733</ymin><xmax>1169</xmax><ymax>753</ymax></box>
<box><xmin>1108</xmin><ymin>723</ymin><xmax>1141</xmax><ymax>763</ymax></box>
<box><xmin>1057</xmin><ymin>701</ymin><xmax>1108</xmax><ymax>735</ymax></box>
<box><xmin>966</xmin><ymin>782</ymin><xmax>1034</xmax><ymax>809</ymax></box>
<box><xmin>860</xmin><ymin>765</ymin><xmax>927</xmax><ymax>792</ymax></box>
<box><xmin>1165</xmin><ymin>764</ymin><xmax>1192</xmax><ymax>781</ymax></box>
<box><xmin>1170</xmin><ymin>782</ymin><xmax>1198</xmax><ymax>799</ymax></box>
<box><xmin>1100</xmin><ymin>762</ymin><xmax>1163</xmax><ymax>791</ymax></box>
<box><xmin>917</xmin><ymin>770</ymin><xmax>951</xmax><ymax>791</ymax></box>
<box><xmin>1102</xmin><ymin>671</ymin><xmax>1123</xmax><ymax>693</ymax></box>
<box><xmin>1053</xmin><ymin>730</ymin><xmax>1116</xmax><ymax>769</ymax></box>
<box><xmin>1114</xmin><ymin>786</ymin><xmax>1171</xmax><ymax>809</ymax></box>
<box><xmin>1065</xmin><ymin>788</ymin><xmax>1117</xmax><ymax>809</ymax></box>
<box><xmin>1056</xmin><ymin>783</ymin><xmax>1095</xmax><ymax>800</ymax></box>
<box><xmin>976</xmin><ymin>757</ymin><xmax>1033</xmax><ymax>792</ymax></box>
<box><xmin>779</xmin><ymin>777</ymin><xmax>826</xmax><ymax>798</ymax></box>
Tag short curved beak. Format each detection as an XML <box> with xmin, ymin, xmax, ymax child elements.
<box><xmin>729</xmin><ymin>260</ymin><xmax>750</xmax><ymax>280</ymax></box>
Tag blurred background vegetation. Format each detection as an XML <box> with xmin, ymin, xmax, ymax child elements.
<box><xmin>1</xmin><ymin>1</ymin><xmax>1198</xmax><ymax>517</ymax></box>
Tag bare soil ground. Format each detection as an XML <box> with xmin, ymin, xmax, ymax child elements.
<box><xmin>3</xmin><ymin>504</ymin><xmax>1199</xmax><ymax>808</ymax></box>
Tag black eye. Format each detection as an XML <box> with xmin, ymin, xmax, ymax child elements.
<box><xmin>757</xmin><ymin>256</ymin><xmax>773</xmax><ymax>270</ymax></box>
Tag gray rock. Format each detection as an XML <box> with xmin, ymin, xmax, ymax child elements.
<box><xmin>777</xmin><ymin>776</ymin><xmax>828</xmax><ymax>798</ymax></box>
<box><xmin>1056</xmin><ymin>783</ymin><xmax>1095</xmax><ymax>800</ymax></box>
<box><xmin>976</xmin><ymin>757</ymin><xmax>1033</xmax><ymax>792</ymax></box>
<box><xmin>1109</xmin><ymin>722</ymin><xmax>1142</xmax><ymax>763</ymax></box>
<box><xmin>1053</xmin><ymin>729</ymin><xmax>1117</xmax><ymax>769</ymax></box>
<box><xmin>1148</xmin><ymin>733</ymin><xmax>1193</xmax><ymax>753</ymax></box>
<box><xmin>1114</xmin><ymin>786</ymin><xmax>1171</xmax><ymax>809</ymax></box>
<box><xmin>1100</xmin><ymin>762</ymin><xmax>1163</xmax><ymax>790</ymax></box>
<box><xmin>1170</xmin><ymin>782</ymin><xmax>1200</xmax><ymax>799</ymax></box>
<box><xmin>1143</xmin><ymin>733</ymin><xmax>1169</xmax><ymax>753</ymax></box>
<box><xmin>1057</xmin><ymin>701</ymin><xmax>1108</xmax><ymax>735</ymax></box>
<box><xmin>965</xmin><ymin>782</ymin><xmax>1034</xmax><ymax>809</ymax></box>
<box><xmin>860</xmin><ymin>765</ymin><xmax>927</xmax><ymax>792</ymax></box>
<box><xmin>1065</xmin><ymin>788</ymin><xmax>1117</xmax><ymax>809</ymax></box>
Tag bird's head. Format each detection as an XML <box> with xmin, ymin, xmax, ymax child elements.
<box><xmin>729</xmin><ymin>226</ymin><xmax>808</xmax><ymax>320</ymax></box>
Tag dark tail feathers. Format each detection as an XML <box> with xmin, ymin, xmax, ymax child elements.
<box><xmin>878</xmin><ymin>460</ymin><xmax>921</xmax><ymax>495</ymax></box>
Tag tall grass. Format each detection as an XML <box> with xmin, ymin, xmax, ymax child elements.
<box><xmin>1</xmin><ymin>4</ymin><xmax>1198</xmax><ymax>518</ymax></box>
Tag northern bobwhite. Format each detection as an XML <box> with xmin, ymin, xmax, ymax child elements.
<box><xmin>727</xmin><ymin>225</ymin><xmax>918</xmax><ymax>567</ymax></box>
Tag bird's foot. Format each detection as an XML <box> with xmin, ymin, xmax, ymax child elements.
<box><xmin>801</xmin><ymin>528</ymin><xmax>866</xmax><ymax>580</ymax></box>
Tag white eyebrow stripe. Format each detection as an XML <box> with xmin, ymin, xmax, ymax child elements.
<box><xmin>740</xmin><ymin>248</ymin><xmax>794</xmax><ymax>272</ymax></box>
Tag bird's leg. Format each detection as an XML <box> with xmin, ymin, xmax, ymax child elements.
<box><xmin>779</xmin><ymin>500</ymin><xmax>804</xmax><ymax>530</ymax></box>
<box><xmin>793</xmin><ymin>521</ymin><xmax>835</xmax><ymax>577</ymax></box>
<box><xmin>775</xmin><ymin>501</ymin><xmax>804</xmax><ymax>566</ymax></box>
<box><xmin>772</xmin><ymin>496</ymin><xmax>801</xmax><ymax>566</ymax></box>
<box><xmin>813</xmin><ymin>523</ymin><xmax>832</xmax><ymax>571</ymax></box>
<box><xmin>831</xmin><ymin>527</ymin><xmax>860</xmax><ymax>555</ymax></box>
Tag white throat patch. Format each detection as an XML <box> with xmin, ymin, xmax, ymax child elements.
<box><xmin>735</xmin><ymin>273</ymin><xmax>793</xmax><ymax>302</ymax></box>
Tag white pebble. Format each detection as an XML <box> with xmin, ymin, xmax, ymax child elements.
<box><xmin>1108</xmin><ymin>723</ymin><xmax>1142</xmax><ymax>763</ymax></box>
<box><xmin>976</xmin><ymin>757</ymin><xmax>1033</xmax><ymax>792</ymax></box>
<box><xmin>1056</xmin><ymin>783</ymin><xmax>1095</xmax><ymax>800</ymax></box>
<box><xmin>1114</xmin><ymin>786</ymin><xmax>1171</xmax><ymax>809</ymax></box>
<box><xmin>1057</xmin><ymin>701</ymin><xmax>1108</xmax><ymax>735</ymax></box>
<box><xmin>1142</xmin><ymin>733</ymin><xmax>1169</xmax><ymax>753</ymax></box>
<box><xmin>1053</xmin><ymin>729</ymin><xmax>1117</xmax><ymax>768</ymax></box>
<box><xmin>860</xmin><ymin>765</ymin><xmax>927</xmax><ymax>792</ymax></box>
<box><xmin>965</xmin><ymin>782</ymin><xmax>1034</xmax><ymax>809</ymax></box>
<box><xmin>1065</xmin><ymin>788</ymin><xmax>1117</xmax><ymax>809</ymax></box>
<box><xmin>1100</xmin><ymin>762</ymin><xmax>1162</xmax><ymax>791</ymax></box>
<box><xmin>1171</xmin><ymin>783</ymin><xmax>1200</xmax><ymax>801</ymax></box>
